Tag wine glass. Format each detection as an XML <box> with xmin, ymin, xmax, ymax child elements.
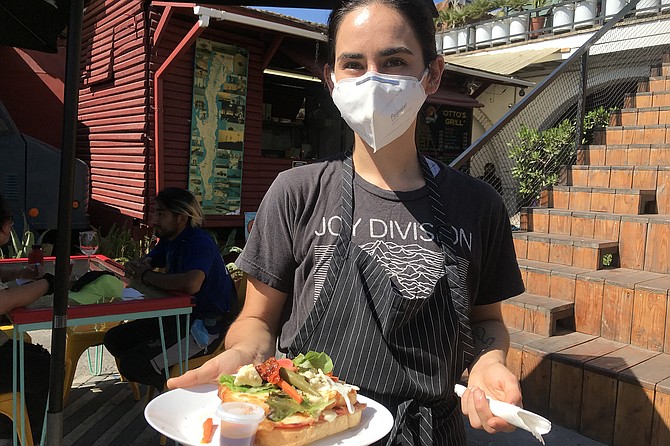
<box><xmin>79</xmin><ymin>230</ymin><xmax>99</xmax><ymax>270</ymax></box>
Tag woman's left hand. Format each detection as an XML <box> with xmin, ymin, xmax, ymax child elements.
<box><xmin>460</xmin><ymin>360</ymin><xmax>522</xmax><ymax>434</ymax></box>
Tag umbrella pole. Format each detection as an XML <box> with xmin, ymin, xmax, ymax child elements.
<box><xmin>47</xmin><ymin>0</ymin><xmax>84</xmax><ymax>444</ymax></box>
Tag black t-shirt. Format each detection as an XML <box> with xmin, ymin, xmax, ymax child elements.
<box><xmin>237</xmin><ymin>153</ymin><xmax>524</xmax><ymax>350</ymax></box>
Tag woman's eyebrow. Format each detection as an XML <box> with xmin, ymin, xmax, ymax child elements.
<box><xmin>379</xmin><ymin>46</ymin><xmax>414</xmax><ymax>57</ymax></box>
<box><xmin>336</xmin><ymin>46</ymin><xmax>414</xmax><ymax>62</ymax></box>
<box><xmin>337</xmin><ymin>52</ymin><xmax>364</xmax><ymax>61</ymax></box>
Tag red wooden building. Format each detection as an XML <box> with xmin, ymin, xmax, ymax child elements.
<box><xmin>69</xmin><ymin>1</ymin><xmax>484</xmax><ymax>233</ymax></box>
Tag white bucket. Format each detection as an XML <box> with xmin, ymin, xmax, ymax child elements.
<box><xmin>442</xmin><ymin>31</ymin><xmax>458</xmax><ymax>54</ymax></box>
<box><xmin>457</xmin><ymin>28</ymin><xmax>474</xmax><ymax>51</ymax></box>
<box><xmin>491</xmin><ymin>19</ymin><xmax>510</xmax><ymax>45</ymax></box>
<box><xmin>553</xmin><ymin>4</ymin><xmax>575</xmax><ymax>33</ymax></box>
<box><xmin>574</xmin><ymin>0</ymin><xmax>597</xmax><ymax>28</ymax></box>
<box><xmin>475</xmin><ymin>23</ymin><xmax>492</xmax><ymax>48</ymax></box>
<box><xmin>636</xmin><ymin>0</ymin><xmax>660</xmax><ymax>16</ymax></box>
<box><xmin>509</xmin><ymin>16</ymin><xmax>528</xmax><ymax>41</ymax></box>
<box><xmin>605</xmin><ymin>0</ymin><xmax>626</xmax><ymax>18</ymax></box>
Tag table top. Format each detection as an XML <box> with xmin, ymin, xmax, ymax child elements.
<box><xmin>2</xmin><ymin>255</ymin><xmax>194</xmax><ymax>325</ymax></box>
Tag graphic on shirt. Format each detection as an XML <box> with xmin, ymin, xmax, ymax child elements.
<box><xmin>313</xmin><ymin>241</ymin><xmax>445</xmax><ymax>301</ymax></box>
<box><xmin>312</xmin><ymin>215</ymin><xmax>474</xmax><ymax>301</ymax></box>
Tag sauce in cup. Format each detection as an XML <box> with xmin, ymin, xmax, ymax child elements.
<box><xmin>215</xmin><ymin>402</ymin><xmax>265</xmax><ymax>446</ymax></box>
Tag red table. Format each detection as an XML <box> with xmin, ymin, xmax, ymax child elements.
<box><xmin>2</xmin><ymin>255</ymin><xmax>195</xmax><ymax>445</ymax></box>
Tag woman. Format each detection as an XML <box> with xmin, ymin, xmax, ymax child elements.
<box><xmin>0</xmin><ymin>194</ymin><xmax>53</xmax><ymax>444</ymax></box>
<box><xmin>169</xmin><ymin>1</ymin><xmax>524</xmax><ymax>444</ymax></box>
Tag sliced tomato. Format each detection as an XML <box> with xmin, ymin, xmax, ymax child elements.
<box><xmin>274</xmin><ymin>419</ymin><xmax>316</xmax><ymax>429</ymax></box>
<box><xmin>277</xmin><ymin>357</ymin><xmax>295</xmax><ymax>370</ymax></box>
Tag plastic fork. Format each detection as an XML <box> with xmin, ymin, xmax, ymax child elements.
<box><xmin>454</xmin><ymin>384</ymin><xmax>551</xmax><ymax>444</ymax></box>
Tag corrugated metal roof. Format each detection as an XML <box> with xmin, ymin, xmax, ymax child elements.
<box><xmin>443</xmin><ymin>47</ymin><xmax>562</xmax><ymax>76</ymax></box>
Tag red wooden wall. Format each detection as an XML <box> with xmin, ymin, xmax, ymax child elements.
<box><xmin>79</xmin><ymin>0</ymin><xmax>299</xmax><ymax>230</ymax></box>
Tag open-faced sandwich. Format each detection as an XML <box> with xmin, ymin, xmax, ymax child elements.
<box><xmin>218</xmin><ymin>351</ymin><xmax>366</xmax><ymax>446</ymax></box>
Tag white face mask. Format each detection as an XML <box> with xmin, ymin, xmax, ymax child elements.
<box><xmin>330</xmin><ymin>70</ymin><xmax>429</xmax><ymax>152</ymax></box>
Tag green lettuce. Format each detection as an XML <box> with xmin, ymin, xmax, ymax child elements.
<box><xmin>218</xmin><ymin>374</ymin><xmax>275</xmax><ymax>394</ymax></box>
<box><xmin>266</xmin><ymin>393</ymin><xmax>334</xmax><ymax>422</ymax></box>
<box><xmin>292</xmin><ymin>351</ymin><xmax>334</xmax><ymax>373</ymax></box>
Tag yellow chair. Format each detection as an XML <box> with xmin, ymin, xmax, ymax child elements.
<box><xmin>62</xmin><ymin>323</ymin><xmax>141</xmax><ymax>403</ymax></box>
<box><xmin>0</xmin><ymin>325</ymin><xmax>32</xmax><ymax>344</ymax></box>
<box><xmin>0</xmin><ymin>392</ymin><xmax>34</xmax><ymax>446</ymax></box>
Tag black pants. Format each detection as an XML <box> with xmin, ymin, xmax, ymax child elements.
<box><xmin>0</xmin><ymin>341</ymin><xmax>50</xmax><ymax>443</ymax></box>
<box><xmin>103</xmin><ymin>315</ymin><xmax>225</xmax><ymax>390</ymax></box>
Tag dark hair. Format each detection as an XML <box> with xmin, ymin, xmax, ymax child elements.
<box><xmin>327</xmin><ymin>0</ymin><xmax>438</xmax><ymax>68</ymax></box>
<box><xmin>155</xmin><ymin>188</ymin><xmax>204</xmax><ymax>227</ymax></box>
<box><xmin>0</xmin><ymin>194</ymin><xmax>12</xmax><ymax>226</ymax></box>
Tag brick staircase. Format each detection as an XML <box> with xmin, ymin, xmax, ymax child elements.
<box><xmin>502</xmin><ymin>55</ymin><xmax>670</xmax><ymax>446</ymax></box>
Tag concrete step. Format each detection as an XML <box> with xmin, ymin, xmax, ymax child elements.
<box><xmin>566</xmin><ymin>165</ymin><xmax>659</xmax><ymax>189</ymax></box>
<box><xmin>594</xmin><ymin>124</ymin><xmax>670</xmax><ymax>146</ymax></box>
<box><xmin>506</xmin><ymin>328</ymin><xmax>670</xmax><ymax>446</ymax></box>
<box><xmin>513</xmin><ymin>231</ymin><xmax>618</xmax><ymax>270</ymax></box>
<box><xmin>516</xmin><ymin>259</ymin><xmax>670</xmax><ymax>346</ymax></box>
<box><xmin>543</xmin><ymin>185</ymin><xmax>656</xmax><ymax>214</ymax></box>
<box><xmin>501</xmin><ymin>292</ymin><xmax>574</xmax><ymax>336</ymax></box>
<box><xmin>577</xmin><ymin>144</ymin><xmax>670</xmax><ymax>167</ymax></box>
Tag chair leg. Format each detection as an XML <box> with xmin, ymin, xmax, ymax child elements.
<box><xmin>0</xmin><ymin>393</ymin><xmax>35</xmax><ymax>446</ymax></box>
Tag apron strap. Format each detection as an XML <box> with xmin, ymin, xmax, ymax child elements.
<box><xmin>418</xmin><ymin>154</ymin><xmax>476</xmax><ymax>374</ymax></box>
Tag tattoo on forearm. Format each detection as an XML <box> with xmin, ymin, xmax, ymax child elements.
<box><xmin>473</xmin><ymin>326</ymin><xmax>495</xmax><ymax>350</ymax></box>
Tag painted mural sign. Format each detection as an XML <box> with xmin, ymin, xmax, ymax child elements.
<box><xmin>417</xmin><ymin>104</ymin><xmax>472</xmax><ymax>164</ymax></box>
<box><xmin>189</xmin><ymin>38</ymin><xmax>248</xmax><ymax>215</ymax></box>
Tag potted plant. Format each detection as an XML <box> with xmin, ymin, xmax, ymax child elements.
<box><xmin>528</xmin><ymin>0</ymin><xmax>551</xmax><ymax>38</ymax></box>
<box><xmin>437</xmin><ymin>9</ymin><xmax>460</xmax><ymax>53</ymax></box>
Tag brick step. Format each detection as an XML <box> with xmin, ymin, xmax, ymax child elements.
<box><xmin>594</xmin><ymin>125</ymin><xmax>670</xmax><ymax>146</ymax></box>
<box><xmin>566</xmin><ymin>165</ymin><xmax>659</xmax><ymax>189</ymax></box>
<box><xmin>544</xmin><ymin>185</ymin><xmax>656</xmax><ymax>214</ymax></box>
<box><xmin>513</xmin><ymin>231</ymin><xmax>618</xmax><ymax>270</ymax></box>
<box><xmin>623</xmin><ymin>91</ymin><xmax>670</xmax><ymax>108</ymax></box>
<box><xmin>506</xmin><ymin>328</ymin><xmax>670</xmax><ymax>446</ymax></box>
<box><xmin>637</xmin><ymin>77</ymin><xmax>670</xmax><ymax>94</ymax></box>
<box><xmin>519</xmin><ymin>211</ymin><xmax>670</xmax><ymax>273</ymax></box>
<box><xmin>611</xmin><ymin>106</ymin><xmax>670</xmax><ymax>126</ymax></box>
<box><xmin>517</xmin><ymin>259</ymin><xmax>670</xmax><ymax>345</ymax></box>
<box><xmin>577</xmin><ymin>144</ymin><xmax>670</xmax><ymax>167</ymax></box>
<box><xmin>651</xmin><ymin>62</ymin><xmax>670</xmax><ymax>77</ymax></box>
<box><xmin>501</xmin><ymin>292</ymin><xmax>574</xmax><ymax>336</ymax></box>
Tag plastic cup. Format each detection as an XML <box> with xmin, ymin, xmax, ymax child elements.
<box><xmin>215</xmin><ymin>402</ymin><xmax>265</xmax><ymax>446</ymax></box>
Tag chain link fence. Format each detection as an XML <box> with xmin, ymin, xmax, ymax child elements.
<box><xmin>453</xmin><ymin>0</ymin><xmax>670</xmax><ymax>225</ymax></box>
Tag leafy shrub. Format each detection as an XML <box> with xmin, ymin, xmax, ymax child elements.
<box><xmin>97</xmin><ymin>224</ymin><xmax>152</xmax><ymax>264</ymax></box>
<box><xmin>508</xmin><ymin>107</ymin><xmax>616</xmax><ymax>206</ymax></box>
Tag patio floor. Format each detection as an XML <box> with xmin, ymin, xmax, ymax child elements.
<box><xmin>64</xmin><ymin>373</ymin><xmax>160</xmax><ymax>446</ymax></box>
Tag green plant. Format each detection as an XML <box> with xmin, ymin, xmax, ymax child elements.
<box><xmin>503</xmin><ymin>0</ymin><xmax>529</xmax><ymax>11</ymax></box>
<box><xmin>602</xmin><ymin>253</ymin><xmax>613</xmax><ymax>267</ymax></box>
<box><xmin>508</xmin><ymin>119</ymin><xmax>576</xmax><ymax>205</ymax></box>
<box><xmin>582</xmin><ymin>106</ymin><xmax>616</xmax><ymax>144</ymax></box>
<box><xmin>97</xmin><ymin>224</ymin><xmax>152</xmax><ymax>264</ymax></box>
<box><xmin>508</xmin><ymin>106</ymin><xmax>616</xmax><ymax>206</ymax></box>
<box><xmin>0</xmin><ymin>214</ymin><xmax>50</xmax><ymax>259</ymax></box>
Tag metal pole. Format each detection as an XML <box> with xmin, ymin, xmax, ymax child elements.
<box><xmin>574</xmin><ymin>52</ymin><xmax>589</xmax><ymax>155</ymax></box>
<box><xmin>47</xmin><ymin>0</ymin><xmax>84</xmax><ymax>443</ymax></box>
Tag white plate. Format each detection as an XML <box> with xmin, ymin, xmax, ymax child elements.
<box><xmin>144</xmin><ymin>384</ymin><xmax>394</xmax><ymax>446</ymax></box>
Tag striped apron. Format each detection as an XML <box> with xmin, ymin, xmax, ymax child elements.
<box><xmin>288</xmin><ymin>155</ymin><xmax>476</xmax><ymax>445</ymax></box>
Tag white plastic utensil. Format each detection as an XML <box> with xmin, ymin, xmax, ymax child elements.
<box><xmin>454</xmin><ymin>384</ymin><xmax>551</xmax><ymax>444</ymax></box>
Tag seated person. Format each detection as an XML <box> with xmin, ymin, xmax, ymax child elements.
<box><xmin>0</xmin><ymin>194</ymin><xmax>53</xmax><ymax>444</ymax></box>
<box><xmin>104</xmin><ymin>188</ymin><xmax>237</xmax><ymax>390</ymax></box>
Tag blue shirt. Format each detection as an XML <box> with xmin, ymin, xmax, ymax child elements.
<box><xmin>148</xmin><ymin>226</ymin><xmax>235</xmax><ymax>317</ymax></box>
